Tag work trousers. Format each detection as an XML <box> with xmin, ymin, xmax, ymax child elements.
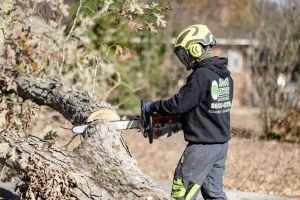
<box><xmin>171</xmin><ymin>142</ymin><xmax>228</xmax><ymax>200</ymax></box>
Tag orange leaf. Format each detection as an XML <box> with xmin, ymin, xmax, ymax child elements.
<box><xmin>32</xmin><ymin>62</ymin><xmax>38</xmax><ymax>72</ymax></box>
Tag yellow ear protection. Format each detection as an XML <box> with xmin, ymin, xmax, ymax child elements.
<box><xmin>189</xmin><ymin>43</ymin><xmax>204</xmax><ymax>58</ymax></box>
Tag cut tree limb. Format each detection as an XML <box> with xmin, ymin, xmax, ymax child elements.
<box><xmin>86</xmin><ymin>108</ymin><xmax>121</xmax><ymax>122</ymax></box>
<box><xmin>13</xmin><ymin>73</ymin><xmax>117</xmax><ymax>125</ymax></box>
<box><xmin>0</xmin><ymin>73</ymin><xmax>170</xmax><ymax>199</ymax></box>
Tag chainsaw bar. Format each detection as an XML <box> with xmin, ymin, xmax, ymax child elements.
<box><xmin>72</xmin><ymin>119</ymin><xmax>140</xmax><ymax>134</ymax></box>
<box><xmin>71</xmin><ymin>100</ymin><xmax>179</xmax><ymax>144</ymax></box>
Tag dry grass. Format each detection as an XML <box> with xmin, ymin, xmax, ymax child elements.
<box><xmin>123</xmin><ymin>130</ymin><xmax>300</xmax><ymax>199</ymax></box>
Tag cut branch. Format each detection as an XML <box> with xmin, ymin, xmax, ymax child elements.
<box><xmin>13</xmin><ymin>73</ymin><xmax>115</xmax><ymax>125</ymax></box>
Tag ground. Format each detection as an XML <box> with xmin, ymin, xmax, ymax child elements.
<box><xmin>156</xmin><ymin>180</ymin><xmax>293</xmax><ymax>200</ymax></box>
<box><xmin>122</xmin><ymin>129</ymin><xmax>300</xmax><ymax>199</ymax></box>
<box><xmin>0</xmin><ymin>107</ymin><xmax>299</xmax><ymax>199</ymax></box>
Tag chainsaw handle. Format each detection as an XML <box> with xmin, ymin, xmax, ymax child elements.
<box><xmin>140</xmin><ymin>100</ymin><xmax>154</xmax><ymax>144</ymax></box>
<box><xmin>148</xmin><ymin>115</ymin><xmax>153</xmax><ymax>144</ymax></box>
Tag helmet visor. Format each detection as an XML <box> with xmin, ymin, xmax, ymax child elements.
<box><xmin>174</xmin><ymin>48</ymin><xmax>190</xmax><ymax>69</ymax></box>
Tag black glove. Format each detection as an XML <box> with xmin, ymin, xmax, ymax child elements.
<box><xmin>171</xmin><ymin>123</ymin><xmax>183</xmax><ymax>133</ymax></box>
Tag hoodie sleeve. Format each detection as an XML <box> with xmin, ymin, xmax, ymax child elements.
<box><xmin>150</xmin><ymin>73</ymin><xmax>205</xmax><ymax>115</ymax></box>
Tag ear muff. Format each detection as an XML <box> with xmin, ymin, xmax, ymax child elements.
<box><xmin>189</xmin><ymin>43</ymin><xmax>203</xmax><ymax>58</ymax></box>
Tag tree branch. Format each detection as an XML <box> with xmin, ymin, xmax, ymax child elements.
<box><xmin>59</xmin><ymin>0</ymin><xmax>83</xmax><ymax>75</ymax></box>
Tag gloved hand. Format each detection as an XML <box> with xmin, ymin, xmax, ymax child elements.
<box><xmin>144</xmin><ymin>102</ymin><xmax>153</xmax><ymax>113</ymax></box>
<box><xmin>154</xmin><ymin>123</ymin><xmax>182</xmax><ymax>140</ymax></box>
<box><xmin>172</xmin><ymin>123</ymin><xmax>183</xmax><ymax>133</ymax></box>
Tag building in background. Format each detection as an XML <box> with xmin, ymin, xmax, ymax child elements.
<box><xmin>167</xmin><ymin>0</ymin><xmax>259</xmax><ymax>107</ymax></box>
<box><xmin>213</xmin><ymin>38</ymin><xmax>258</xmax><ymax>107</ymax></box>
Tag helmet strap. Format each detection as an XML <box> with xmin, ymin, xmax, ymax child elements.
<box><xmin>198</xmin><ymin>47</ymin><xmax>212</xmax><ymax>61</ymax></box>
<box><xmin>188</xmin><ymin>47</ymin><xmax>212</xmax><ymax>70</ymax></box>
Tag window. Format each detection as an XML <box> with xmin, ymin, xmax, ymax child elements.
<box><xmin>227</xmin><ymin>49</ymin><xmax>243</xmax><ymax>73</ymax></box>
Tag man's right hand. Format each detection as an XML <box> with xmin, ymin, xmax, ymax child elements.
<box><xmin>172</xmin><ymin>123</ymin><xmax>183</xmax><ymax>133</ymax></box>
<box><xmin>154</xmin><ymin>123</ymin><xmax>182</xmax><ymax>140</ymax></box>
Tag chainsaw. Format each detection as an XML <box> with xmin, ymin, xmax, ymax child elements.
<box><xmin>72</xmin><ymin>100</ymin><xmax>181</xmax><ymax>144</ymax></box>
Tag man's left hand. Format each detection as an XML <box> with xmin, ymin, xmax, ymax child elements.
<box><xmin>144</xmin><ymin>102</ymin><xmax>153</xmax><ymax>113</ymax></box>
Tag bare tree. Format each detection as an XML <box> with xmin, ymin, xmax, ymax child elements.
<box><xmin>251</xmin><ymin>0</ymin><xmax>300</xmax><ymax>141</ymax></box>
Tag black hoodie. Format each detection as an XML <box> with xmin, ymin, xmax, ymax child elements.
<box><xmin>151</xmin><ymin>56</ymin><xmax>234</xmax><ymax>144</ymax></box>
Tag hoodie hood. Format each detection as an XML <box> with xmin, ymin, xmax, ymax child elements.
<box><xmin>194</xmin><ymin>56</ymin><xmax>230</xmax><ymax>78</ymax></box>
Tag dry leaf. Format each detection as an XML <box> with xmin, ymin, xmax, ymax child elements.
<box><xmin>0</xmin><ymin>142</ymin><xmax>9</xmax><ymax>158</ymax></box>
<box><xmin>9</xmin><ymin>147</ymin><xmax>18</xmax><ymax>161</ymax></box>
<box><xmin>153</xmin><ymin>13</ymin><xmax>167</xmax><ymax>27</ymax></box>
<box><xmin>0</xmin><ymin>99</ymin><xmax>7</xmax><ymax>109</ymax></box>
<box><xmin>115</xmin><ymin>45</ymin><xmax>124</xmax><ymax>61</ymax></box>
<box><xmin>0</xmin><ymin>109</ymin><xmax>8</xmax><ymax>127</ymax></box>
<box><xmin>32</xmin><ymin>62</ymin><xmax>38</xmax><ymax>72</ymax></box>
<box><xmin>128</xmin><ymin>21</ymin><xmax>143</xmax><ymax>32</ymax></box>
<box><xmin>146</xmin><ymin>22</ymin><xmax>157</xmax><ymax>33</ymax></box>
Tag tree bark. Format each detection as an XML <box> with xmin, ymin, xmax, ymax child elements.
<box><xmin>0</xmin><ymin>73</ymin><xmax>170</xmax><ymax>199</ymax></box>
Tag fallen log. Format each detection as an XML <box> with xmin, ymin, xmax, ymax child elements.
<box><xmin>0</xmin><ymin>73</ymin><xmax>170</xmax><ymax>199</ymax></box>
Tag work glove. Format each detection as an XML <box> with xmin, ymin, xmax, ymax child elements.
<box><xmin>154</xmin><ymin>123</ymin><xmax>183</xmax><ymax>140</ymax></box>
<box><xmin>172</xmin><ymin>123</ymin><xmax>183</xmax><ymax>133</ymax></box>
<box><xmin>144</xmin><ymin>102</ymin><xmax>153</xmax><ymax>113</ymax></box>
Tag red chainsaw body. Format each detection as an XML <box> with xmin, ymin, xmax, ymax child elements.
<box><xmin>152</xmin><ymin>114</ymin><xmax>181</xmax><ymax>125</ymax></box>
<box><xmin>140</xmin><ymin>100</ymin><xmax>181</xmax><ymax>144</ymax></box>
<box><xmin>151</xmin><ymin>113</ymin><xmax>181</xmax><ymax>138</ymax></box>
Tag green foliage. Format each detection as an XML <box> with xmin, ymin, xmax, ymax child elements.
<box><xmin>44</xmin><ymin>130</ymin><xmax>58</xmax><ymax>141</ymax></box>
<box><xmin>1</xmin><ymin>0</ymin><xmax>171</xmax><ymax>112</ymax></box>
<box><xmin>72</xmin><ymin>0</ymin><xmax>171</xmax><ymax>109</ymax></box>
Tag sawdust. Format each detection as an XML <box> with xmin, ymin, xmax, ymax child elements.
<box><xmin>16</xmin><ymin>157</ymin><xmax>77</xmax><ymax>200</ymax></box>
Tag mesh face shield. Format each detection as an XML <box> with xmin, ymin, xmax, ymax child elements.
<box><xmin>174</xmin><ymin>47</ymin><xmax>191</xmax><ymax>70</ymax></box>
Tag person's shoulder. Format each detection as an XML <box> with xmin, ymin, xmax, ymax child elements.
<box><xmin>193</xmin><ymin>67</ymin><xmax>210</xmax><ymax>77</ymax></box>
<box><xmin>187</xmin><ymin>68</ymin><xmax>208</xmax><ymax>85</ymax></box>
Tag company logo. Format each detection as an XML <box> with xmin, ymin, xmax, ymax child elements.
<box><xmin>211</xmin><ymin>80</ymin><xmax>219</xmax><ymax>100</ymax></box>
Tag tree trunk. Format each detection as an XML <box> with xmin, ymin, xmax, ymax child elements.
<box><xmin>0</xmin><ymin>73</ymin><xmax>170</xmax><ymax>199</ymax></box>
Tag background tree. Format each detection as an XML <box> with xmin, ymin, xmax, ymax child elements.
<box><xmin>250</xmin><ymin>0</ymin><xmax>300</xmax><ymax>142</ymax></box>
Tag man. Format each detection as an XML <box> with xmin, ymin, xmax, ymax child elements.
<box><xmin>144</xmin><ymin>24</ymin><xmax>233</xmax><ymax>200</ymax></box>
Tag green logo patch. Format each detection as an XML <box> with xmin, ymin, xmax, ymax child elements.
<box><xmin>211</xmin><ymin>80</ymin><xmax>219</xmax><ymax>100</ymax></box>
